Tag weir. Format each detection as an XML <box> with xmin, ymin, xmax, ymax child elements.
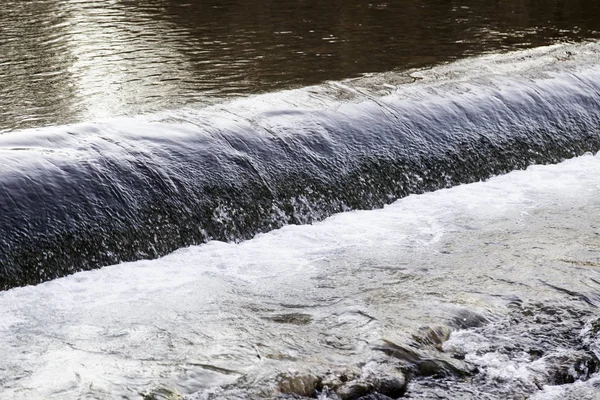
<box><xmin>1</xmin><ymin>42</ymin><xmax>600</xmax><ymax>290</ymax></box>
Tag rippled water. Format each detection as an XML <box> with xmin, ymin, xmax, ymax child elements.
<box><xmin>3</xmin><ymin>42</ymin><xmax>600</xmax><ymax>290</ymax></box>
<box><xmin>1</xmin><ymin>0</ymin><xmax>600</xmax><ymax>132</ymax></box>
<box><xmin>2</xmin><ymin>2</ymin><xmax>600</xmax><ymax>399</ymax></box>
<box><xmin>1</xmin><ymin>152</ymin><xmax>599</xmax><ymax>399</ymax></box>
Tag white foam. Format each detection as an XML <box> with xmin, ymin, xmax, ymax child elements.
<box><xmin>2</xmin><ymin>152</ymin><xmax>600</xmax><ymax>398</ymax></box>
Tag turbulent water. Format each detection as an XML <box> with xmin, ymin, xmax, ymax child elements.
<box><xmin>0</xmin><ymin>40</ymin><xmax>599</xmax><ymax>399</ymax></box>
<box><xmin>2</xmin><ymin>42</ymin><xmax>600</xmax><ymax>289</ymax></box>
<box><xmin>2</xmin><ymin>1</ymin><xmax>600</xmax><ymax>399</ymax></box>
<box><xmin>1</xmin><ymin>146</ymin><xmax>600</xmax><ymax>399</ymax></box>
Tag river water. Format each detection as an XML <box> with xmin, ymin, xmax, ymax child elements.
<box><xmin>2</xmin><ymin>144</ymin><xmax>600</xmax><ymax>399</ymax></box>
<box><xmin>1</xmin><ymin>1</ymin><xmax>600</xmax><ymax>399</ymax></box>
<box><xmin>1</xmin><ymin>0</ymin><xmax>600</xmax><ymax>132</ymax></box>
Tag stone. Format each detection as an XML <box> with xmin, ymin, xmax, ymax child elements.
<box><xmin>278</xmin><ymin>372</ymin><xmax>320</xmax><ymax>397</ymax></box>
<box><xmin>336</xmin><ymin>381</ymin><xmax>372</xmax><ymax>400</ymax></box>
<box><xmin>362</xmin><ymin>363</ymin><xmax>407</xmax><ymax>398</ymax></box>
<box><xmin>141</xmin><ymin>387</ymin><xmax>184</xmax><ymax>400</ymax></box>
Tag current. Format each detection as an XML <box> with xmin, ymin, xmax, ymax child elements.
<box><xmin>1</xmin><ymin>1</ymin><xmax>600</xmax><ymax>399</ymax></box>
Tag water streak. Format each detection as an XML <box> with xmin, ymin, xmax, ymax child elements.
<box><xmin>1</xmin><ymin>42</ymin><xmax>600</xmax><ymax>289</ymax></box>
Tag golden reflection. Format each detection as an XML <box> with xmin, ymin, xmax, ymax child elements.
<box><xmin>64</xmin><ymin>0</ymin><xmax>199</xmax><ymax>121</ymax></box>
<box><xmin>0</xmin><ymin>0</ymin><xmax>599</xmax><ymax>132</ymax></box>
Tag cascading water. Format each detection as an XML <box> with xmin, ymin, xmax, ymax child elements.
<box><xmin>2</xmin><ymin>42</ymin><xmax>600</xmax><ymax>290</ymax></box>
<box><xmin>1</xmin><ymin>41</ymin><xmax>600</xmax><ymax>400</ymax></box>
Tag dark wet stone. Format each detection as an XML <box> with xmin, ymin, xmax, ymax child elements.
<box><xmin>141</xmin><ymin>388</ymin><xmax>184</xmax><ymax>400</ymax></box>
<box><xmin>356</xmin><ymin>394</ymin><xmax>395</xmax><ymax>400</ymax></box>
<box><xmin>375</xmin><ymin>340</ymin><xmax>422</xmax><ymax>364</ymax></box>
<box><xmin>317</xmin><ymin>364</ymin><xmax>407</xmax><ymax>400</ymax></box>
<box><xmin>374</xmin><ymin>340</ymin><xmax>469</xmax><ymax>379</ymax></box>
<box><xmin>278</xmin><ymin>373</ymin><xmax>320</xmax><ymax>397</ymax></box>
<box><xmin>412</xmin><ymin>326</ymin><xmax>452</xmax><ymax>351</ymax></box>
<box><xmin>451</xmin><ymin>310</ymin><xmax>488</xmax><ymax>330</ymax></box>
<box><xmin>265</xmin><ymin>313</ymin><xmax>313</xmax><ymax>325</ymax></box>
<box><xmin>337</xmin><ymin>381</ymin><xmax>372</xmax><ymax>400</ymax></box>
<box><xmin>371</xmin><ymin>373</ymin><xmax>406</xmax><ymax>398</ymax></box>
<box><xmin>320</xmin><ymin>368</ymin><xmax>361</xmax><ymax>391</ymax></box>
<box><xmin>415</xmin><ymin>359</ymin><xmax>470</xmax><ymax>378</ymax></box>
<box><xmin>590</xmin><ymin>318</ymin><xmax>600</xmax><ymax>335</ymax></box>
<box><xmin>361</xmin><ymin>363</ymin><xmax>408</xmax><ymax>398</ymax></box>
<box><xmin>543</xmin><ymin>351</ymin><xmax>600</xmax><ymax>385</ymax></box>
<box><xmin>528</xmin><ymin>348</ymin><xmax>545</xmax><ymax>361</ymax></box>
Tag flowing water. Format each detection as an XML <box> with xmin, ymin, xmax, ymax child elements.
<box><xmin>1</xmin><ymin>1</ymin><xmax>600</xmax><ymax>399</ymax></box>
<box><xmin>2</xmin><ymin>146</ymin><xmax>600</xmax><ymax>400</ymax></box>
<box><xmin>1</xmin><ymin>0</ymin><xmax>600</xmax><ymax>132</ymax></box>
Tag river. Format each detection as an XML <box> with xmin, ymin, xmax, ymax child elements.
<box><xmin>1</xmin><ymin>1</ymin><xmax>600</xmax><ymax>399</ymax></box>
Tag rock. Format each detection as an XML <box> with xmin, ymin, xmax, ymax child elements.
<box><xmin>265</xmin><ymin>313</ymin><xmax>313</xmax><ymax>325</ymax></box>
<box><xmin>329</xmin><ymin>362</ymin><xmax>407</xmax><ymax>400</ymax></box>
<box><xmin>415</xmin><ymin>358</ymin><xmax>469</xmax><ymax>378</ymax></box>
<box><xmin>451</xmin><ymin>310</ymin><xmax>488</xmax><ymax>330</ymax></box>
<box><xmin>528</xmin><ymin>348</ymin><xmax>545</xmax><ymax>361</ymax></box>
<box><xmin>336</xmin><ymin>381</ymin><xmax>372</xmax><ymax>400</ymax></box>
<box><xmin>361</xmin><ymin>363</ymin><xmax>407</xmax><ymax>398</ymax></box>
<box><xmin>375</xmin><ymin>339</ymin><xmax>469</xmax><ymax>379</ymax></box>
<box><xmin>589</xmin><ymin>318</ymin><xmax>600</xmax><ymax>335</ymax></box>
<box><xmin>374</xmin><ymin>374</ymin><xmax>406</xmax><ymax>397</ymax></box>
<box><xmin>278</xmin><ymin>372</ymin><xmax>320</xmax><ymax>397</ymax></box>
<box><xmin>541</xmin><ymin>350</ymin><xmax>600</xmax><ymax>385</ymax></box>
<box><xmin>310</xmin><ymin>363</ymin><xmax>407</xmax><ymax>400</ymax></box>
<box><xmin>320</xmin><ymin>367</ymin><xmax>361</xmax><ymax>391</ymax></box>
<box><xmin>141</xmin><ymin>387</ymin><xmax>184</xmax><ymax>400</ymax></box>
<box><xmin>356</xmin><ymin>394</ymin><xmax>395</xmax><ymax>400</ymax></box>
<box><xmin>375</xmin><ymin>340</ymin><xmax>422</xmax><ymax>364</ymax></box>
<box><xmin>412</xmin><ymin>326</ymin><xmax>453</xmax><ymax>351</ymax></box>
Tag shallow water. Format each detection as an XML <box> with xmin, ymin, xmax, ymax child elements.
<box><xmin>1</xmin><ymin>152</ymin><xmax>599</xmax><ymax>399</ymax></box>
<box><xmin>1</xmin><ymin>0</ymin><xmax>600</xmax><ymax>132</ymax></box>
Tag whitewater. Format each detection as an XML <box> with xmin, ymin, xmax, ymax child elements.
<box><xmin>2</xmin><ymin>42</ymin><xmax>600</xmax><ymax>289</ymax></box>
<box><xmin>1</xmin><ymin>42</ymin><xmax>600</xmax><ymax>399</ymax></box>
<box><xmin>1</xmin><ymin>149</ymin><xmax>599</xmax><ymax>399</ymax></box>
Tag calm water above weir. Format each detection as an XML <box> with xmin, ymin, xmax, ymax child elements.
<box><xmin>1</xmin><ymin>0</ymin><xmax>600</xmax><ymax>132</ymax></box>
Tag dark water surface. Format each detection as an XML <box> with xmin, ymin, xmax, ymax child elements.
<box><xmin>1</xmin><ymin>0</ymin><xmax>600</xmax><ymax>132</ymax></box>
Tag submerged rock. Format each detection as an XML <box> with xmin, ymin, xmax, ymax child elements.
<box><xmin>336</xmin><ymin>381</ymin><xmax>372</xmax><ymax>400</ymax></box>
<box><xmin>141</xmin><ymin>387</ymin><xmax>184</xmax><ymax>400</ymax></box>
<box><xmin>319</xmin><ymin>363</ymin><xmax>407</xmax><ymax>400</ymax></box>
<box><xmin>355</xmin><ymin>395</ymin><xmax>395</xmax><ymax>400</ymax></box>
<box><xmin>361</xmin><ymin>363</ymin><xmax>407</xmax><ymax>398</ymax></box>
<box><xmin>278</xmin><ymin>372</ymin><xmax>321</xmax><ymax>397</ymax></box>
<box><xmin>412</xmin><ymin>326</ymin><xmax>453</xmax><ymax>351</ymax></box>
<box><xmin>451</xmin><ymin>310</ymin><xmax>489</xmax><ymax>330</ymax></box>
<box><xmin>274</xmin><ymin>362</ymin><xmax>408</xmax><ymax>400</ymax></box>
<box><xmin>265</xmin><ymin>313</ymin><xmax>313</xmax><ymax>325</ymax></box>
<box><xmin>374</xmin><ymin>339</ymin><xmax>470</xmax><ymax>379</ymax></box>
<box><xmin>540</xmin><ymin>350</ymin><xmax>599</xmax><ymax>385</ymax></box>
